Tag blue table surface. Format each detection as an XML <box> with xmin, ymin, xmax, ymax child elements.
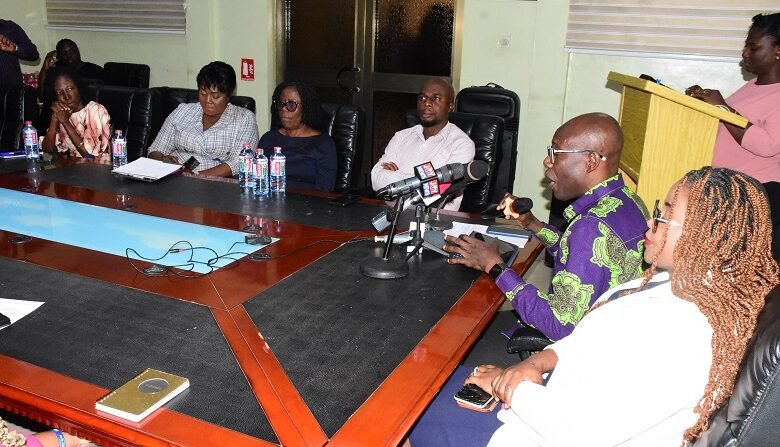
<box><xmin>0</xmin><ymin>188</ymin><xmax>276</xmax><ymax>273</ymax></box>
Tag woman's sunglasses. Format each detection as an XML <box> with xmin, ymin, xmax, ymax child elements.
<box><xmin>273</xmin><ymin>100</ymin><xmax>300</xmax><ymax>112</ymax></box>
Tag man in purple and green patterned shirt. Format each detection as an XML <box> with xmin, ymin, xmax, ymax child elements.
<box><xmin>445</xmin><ymin>113</ymin><xmax>648</xmax><ymax>341</ymax></box>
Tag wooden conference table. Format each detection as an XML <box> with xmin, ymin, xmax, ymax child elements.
<box><xmin>0</xmin><ymin>159</ymin><xmax>542</xmax><ymax>447</ymax></box>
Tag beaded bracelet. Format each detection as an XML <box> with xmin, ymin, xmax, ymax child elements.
<box><xmin>52</xmin><ymin>428</ymin><xmax>66</xmax><ymax>447</ymax></box>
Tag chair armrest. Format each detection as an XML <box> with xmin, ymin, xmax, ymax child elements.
<box><xmin>506</xmin><ymin>326</ymin><xmax>552</xmax><ymax>354</ymax></box>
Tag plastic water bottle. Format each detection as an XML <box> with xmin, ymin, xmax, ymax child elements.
<box><xmin>22</xmin><ymin>121</ymin><xmax>40</xmax><ymax>160</ymax></box>
<box><xmin>253</xmin><ymin>147</ymin><xmax>269</xmax><ymax>197</ymax></box>
<box><xmin>269</xmin><ymin>146</ymin><xmax>286</xmax><ymax>193</ymax></box>
<box><xmin>238</xmin><ymin>143</ymin><xmax>254</xmax><ymax>192</ymax></box>
<box><xmin>111</xmin><ymin>130</ymin><xmax>127</xmax><ymax>169</ymax></box>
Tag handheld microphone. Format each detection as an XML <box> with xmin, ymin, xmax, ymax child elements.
<box><xmin>510</xmin><ymin>197</ymin><xmax>533</xmax><ymax>215</ymax></box>
<box><xmin>376</xmin><ymin>162</ymin><xmax>467</xmax><ymax>198</ymax></box>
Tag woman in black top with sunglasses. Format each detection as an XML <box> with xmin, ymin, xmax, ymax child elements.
<box><xmin>259</xmin><ymin>81</ymin><xmax>337</xmax><ymax>192</ymax></box>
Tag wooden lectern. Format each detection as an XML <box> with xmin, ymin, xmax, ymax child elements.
<box><xmin>607</xmin><ymin>71</ymin><xmax>748</xmax><ymax>206</ymax></box>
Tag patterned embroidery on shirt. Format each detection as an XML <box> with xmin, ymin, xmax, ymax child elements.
<box><xmin>623</xmin><ymin>186</ymin><xmax>650</xmax><ymax>219</ymax></box>
<box><xmin>537</xmin><ymin>227</ymin><xmax>559</xmax><ymax>246</ymax></box>
<box><xmin>563</xmin><ymin>204</ymin><xmax>576</xmax><ymax>221</ymax></box>
<box><xmin>559</xmin><ymin>215</ymin><xmax>581</xmax><ymax>264</ymax></box>
<box><xmin>590</xmin><ymin>221</ymin><xmax>645</xmax><ymax>288</ymax></box>
<box><xmin>590</xmin><ymin>196</ymin><xmax>622</xmax><ymax>218</ymax></box>
<box><xmin>505</xmin><ymin>284</ymin><xmax>525</xmax><ymax>302</ymax></box>
<box><xmin>546</xmin><ymin>270</ymin><xmax>594</xmax><ymax>325</ymax></box>
<box><xmin>583</xmin><ymin>176</ymin><xmax>614</xmax><ymax>195</ymax></box>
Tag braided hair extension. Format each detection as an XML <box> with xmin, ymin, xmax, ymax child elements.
<box><xmin>670</xmin><ymin>168</ymin><xmax>779</xmax><ymax>443</ymax></box>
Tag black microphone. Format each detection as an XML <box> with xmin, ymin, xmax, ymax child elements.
<box><xmin>510</xmin><ymin>197</ymin><xmax>533</xmax><ymax>215</ymax></box>
<box><xmin>428</xmin><ymin>160</ymin><xmax>489</xmax><ymax>208</ymax></box>
<box><xmin>376</xmin><ymin>162</ymin><xmax>467</xmax><ymax>198</ymax></box>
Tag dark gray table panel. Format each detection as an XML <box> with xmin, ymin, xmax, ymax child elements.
<box><xmin>26</xmin><ymin>163</ymin><xmax>385</xmax><ymax>231</ymax></box>
<box><xmin>243</xmin><ymin>241</ymin><xmax>480</xmax><ymax>436</ymax></box>
<box><xmin>0</xmin><ymin>257</ymin><xmax>276</xmax><ymax>442</ymax></box>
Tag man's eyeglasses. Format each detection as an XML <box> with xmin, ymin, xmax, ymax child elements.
<box><xmin>273</xmin><ymin>100</ymin><xmax>300</xmax><ymax>112</ymax></box>
<box><xmin>546</xmin><ymin>145</ymin><xmax>607</xmax><ymax>164</ymax></box>
<box><xmin>652</xmin><ymin>199</ymin><xmax>683</xmax><ymax>233</ymax></box>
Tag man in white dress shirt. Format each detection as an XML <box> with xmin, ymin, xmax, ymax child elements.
<box><xmin>371</xmin><ymin>77</ymin><xmax>475</xmax><ymax>210</ymax></box>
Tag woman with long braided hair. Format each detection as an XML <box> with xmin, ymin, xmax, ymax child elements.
<box><xmin>408</xmin><ymin>167</ymin><xmax>779</xmax><ymax>447</ymax></box>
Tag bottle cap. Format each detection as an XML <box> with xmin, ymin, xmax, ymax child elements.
<box><xmin>243</xmin><ymin>143</ymin><xmax>251</xmax><ymax>148</ymax></box>
<box><xmin>24</xmin><ymin>121</ymin><xmax>32</xmax><ymax>125</ymax></box>
<box><xmin>274</xmin><ymin>146</ymin><xmax>282</xmax><ymax>152</ymax></box>
<box><xmin>114</xmin><ymin>130</ymin><xmax>122</xmax><ymax>135</ymax></box>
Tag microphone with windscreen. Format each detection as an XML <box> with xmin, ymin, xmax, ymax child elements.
<box><xmin>427</xmin><ymin>160</ymin><xmax>489</xmax><ymax>208</ymax></box>
<box><xmin>509</xmin><ymin>197</ymin><xmax>533</xmax><ymax>215</ymax></box>
<box><xmin>376</xmin><ymin>162</ymin><xmax>467</xmax><ymax>198</ymax></box>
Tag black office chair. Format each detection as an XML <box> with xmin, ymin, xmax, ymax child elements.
<box><xmin>0</xmin><ymin>84</ymin><xmax>37</xmax><ymax>149</ymax></box>
<box><xmin>404</xmin><ymin>110</ymin><xmax>504</xmax><ymax>213</ymax></box>
<box><xmin>321</xmin><ymin>104</ymin><xmax>364</xmax><ymax>192</ymax></box>
<box><xmin>692</xmin><ymin>285</ymin><xmax>780</xmax><ymax>446</ymax></box>
<box><xmin>84</xmin><ymin>84</ymin><xmax>161</xmax><ymax>161</ymax></box>
<box><xmin>103</xmin><ymin>62</ymin><xmax>151</xmax><ymax>88</ymax></box>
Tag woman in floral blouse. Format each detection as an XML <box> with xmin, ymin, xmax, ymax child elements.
<box><xmin>41</xmin><ymin>66</ymin><xmax>111</xmax><ymax>163</ymax></box>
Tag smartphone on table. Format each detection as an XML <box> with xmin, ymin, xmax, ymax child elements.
<box><xmin>454</xmin><ymin>383</ymin><xmax>498</xmax><ymax>412</ymax></box>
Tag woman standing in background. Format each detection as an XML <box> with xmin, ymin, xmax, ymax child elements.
<box><xmin>686</xmin><ymin>12</ymin><xmax>780</xmax><ymax>260</ymax></box>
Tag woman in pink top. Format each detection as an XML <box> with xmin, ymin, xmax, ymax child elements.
<box><xmin>41</xmin><ymin>66</ymin><xmax>111</xmax><ymax>163</ymax></box>
<box><xmin>686</xmin><ymin>12</ymin><xmax>780</xmax><ymax>260</ymax></box>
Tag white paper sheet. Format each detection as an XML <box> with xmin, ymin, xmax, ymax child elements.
<box><xmin>445</xmin><ymin>221</ymin><xmax>529</xmax><ymax>248</ymax></box>
<box><xmin>0</xmin><ymin>298</ymin><xmax>44</xmax><ymax>330</ymax></box>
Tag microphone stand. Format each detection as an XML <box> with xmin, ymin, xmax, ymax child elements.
<box><xmin>426</xmin><ymin>190</ymin><xmax>457</xmax><ymax>231</ymax></box>
<box><xmin>360</xmin><ymin>192</ymin><xmax>412</xmax><ymax>279</ymax></box>
<box><xmin>405</xmin><ymin>204</ymin><xmax>426</xmax><ymax>260</ymax></box>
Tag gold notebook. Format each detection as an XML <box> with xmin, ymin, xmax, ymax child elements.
<box><xmin>95</xmin><ymin>368</ymin><xmax>190</xmax><ymax>422</ymax></box>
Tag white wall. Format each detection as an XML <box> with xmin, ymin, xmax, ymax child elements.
<box><xmin>3</xmin><ymin>0</ymin><xmax>277</xmax><ymax>128</ymax></box>
<box><xmin>457</xmin><ymin>0</ymin><xmax>750</xmax><ymax>214</ymax></box>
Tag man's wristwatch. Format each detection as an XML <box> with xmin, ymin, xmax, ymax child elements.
<box><xmin>488</xmin><ymin>262</ymin><xmax>509</xmax><ymax>281</ymax></box>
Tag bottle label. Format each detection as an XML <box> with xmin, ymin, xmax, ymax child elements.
<box><xmin>256</xmin><ymin>159</ymin><xmax>268</xmax><ymax>177</ymax></box>
<box><xmin>112</xmin><ymin>139</ymin><xmax>125</xmax><ymax>156</ymax></box>
<box><xmin>271</xmin><ymin>160</ymin><xmax>284</xmax><ymax>176</ymax></box>
<box><xmin>23</xmin><ymin>129</ymin><xmax>38</xmax><ymax>146</ymax></box>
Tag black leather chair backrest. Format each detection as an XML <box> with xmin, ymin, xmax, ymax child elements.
<box><xmin>693</xmin><ymin>285</ymin><xmax>780</xmax><ymax>446</ymax></box>
<box><xmin>154</xmin><ymin>87</ymin><xmax>256</xmax><ymax>118</ymax></box>
<box><xmin>322</xmin><ymin>104</ymin><xmax>364</xmax><ymax>192</ymax></box>
<box><xmin>151</xmin><ymin>87</ymin><xmax>256</xmax><ymax>145</ymax></box>
<box><xmin>84</xmin><ymin>84</ymin><xmax>160</xmax><ymax>162</ymax></box>
<box><xmin>404</xmin><ymin>110</ymin><xmax>503</xmax><ymax>213</ymax></box>
<box><xmin>103</xmin><ymin>62</ymin><xmax>151</xmax><ymax>88</ymax></box>
<box><xmin>0</xmin><ymin>84</ymin><xmax>37</xmax><ymax>149</ymax></box>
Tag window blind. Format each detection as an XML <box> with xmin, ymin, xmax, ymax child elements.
<box><xmin>566</xmin><ymin>1</ymin><xmax>780</xmax><ymax>59</ymax></box>
<box><xmin>46</xmin><ymin>0</ymin><xmax>186</xmax><ymax>33</ymax></box>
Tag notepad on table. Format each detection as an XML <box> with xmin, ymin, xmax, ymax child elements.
<box><xmin>96</xmin><ymin>368</ymin><xmax>189</xmax><ymax>422</ymax></box>
<box><xmin>112</xmin><ymin>157</ymin><xmax>182</xmax><ymax>182</ymax></box>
